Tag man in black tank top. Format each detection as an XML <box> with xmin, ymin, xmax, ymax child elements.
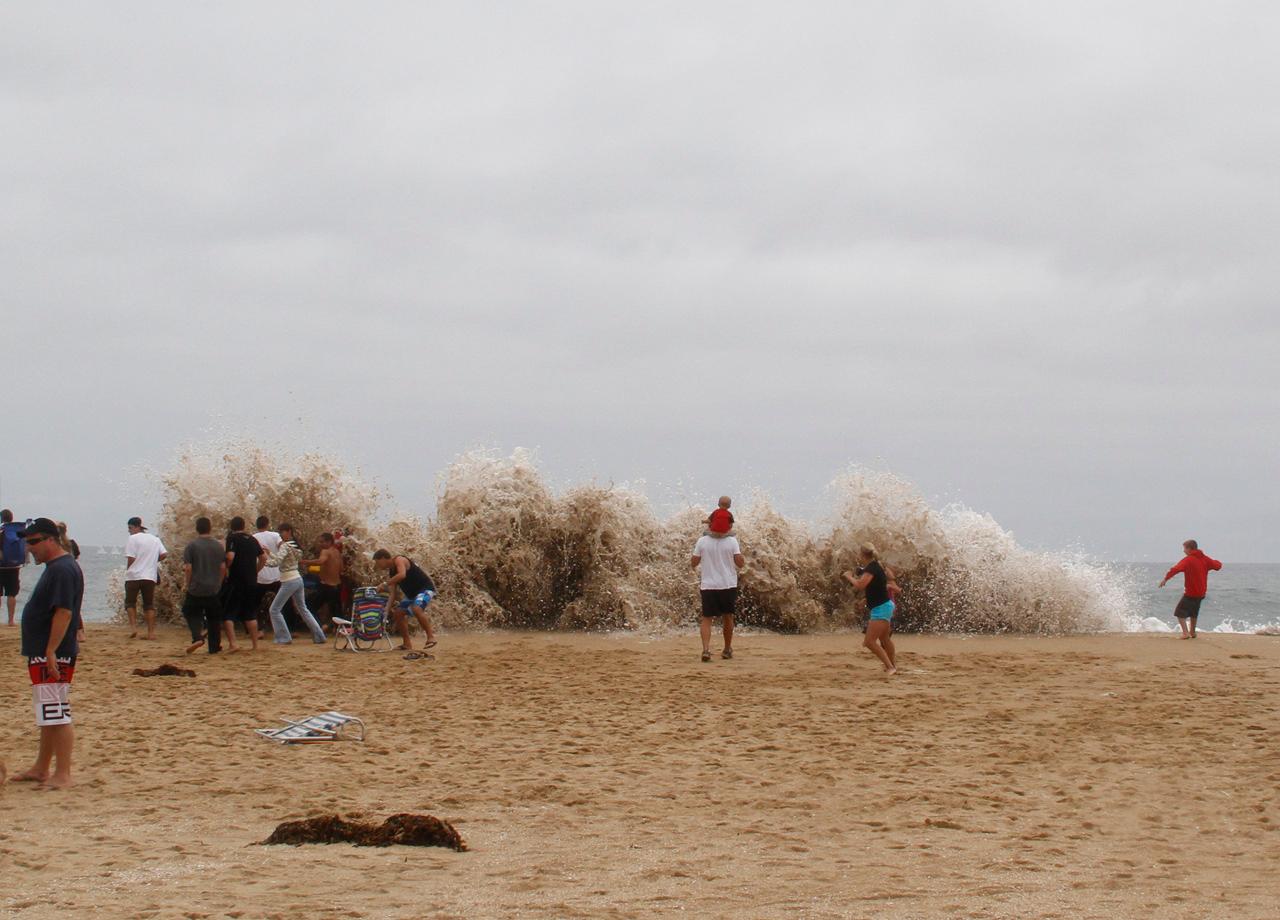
<box><xmin>373</xmin><ymin>549</ymin><xmax>437</xmax><ymax>650</ymax></box>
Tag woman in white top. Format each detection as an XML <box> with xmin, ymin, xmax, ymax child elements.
<box><xmin>264</xmin><ymin>524</ymin><xmax>326</xmax><ymax>645</ymax></box>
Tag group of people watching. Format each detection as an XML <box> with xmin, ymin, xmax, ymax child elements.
<box><xmin>162</xmin><ymin>514</ymin><xmax>437</xmax><ymax>654</ymax></box>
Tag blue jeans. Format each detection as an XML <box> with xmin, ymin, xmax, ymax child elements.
<box><xmin>268</xmin><ymin>578</ymin><xmax>326</xmax><ymax>644</ymax></box>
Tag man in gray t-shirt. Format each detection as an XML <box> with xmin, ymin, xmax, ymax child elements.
<box><xmin>181</xmin><ymin>517</ymin><xmax>227</xmax><ymax>654</ymax></box>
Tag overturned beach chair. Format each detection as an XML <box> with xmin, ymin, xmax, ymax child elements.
<box><xmin>256</xmin><ymin>711</ymin><xmax>366</xmax><ymax>744</ymax></box>
<box><xmin>333</xmin><ymin>586</ymin><xmax>394</xmax><ymax>652</ymax></box>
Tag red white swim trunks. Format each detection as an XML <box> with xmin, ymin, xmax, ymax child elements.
<box><xmin>27</xmin><ymin>656</ymin><xmax>75</xmax><ymax>726</ymax></box>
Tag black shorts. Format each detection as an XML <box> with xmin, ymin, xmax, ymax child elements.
<box><xmin>700</xmin><ymin>587</ymin><xmax>738</xmax><ymax>618</ymax></box>
<box><xmin>125</xmin><ymin>579</ymin><xmax>157</xmax><ymax>609</ymax></box>
<box><xmin>222</xmin><ymin>581</ymin><xmax>260</xmax><ymax>621</ymax></box>
<box><xmin>1174</xmin><ymin>595</ymin><xmax>1204</xmax><ymax>619</ymax></box>
<box><xmin>0</xmin><ymin>568</ymin><xmax>18</xmax><ymax>596</ymax></box>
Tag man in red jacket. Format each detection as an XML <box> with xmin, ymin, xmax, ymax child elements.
<box><xmin>1159</xmin><ymin>540</ymin><xmax>1223</xmax><ymax>639</ymax></box>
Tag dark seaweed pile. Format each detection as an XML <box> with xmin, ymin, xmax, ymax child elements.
<box><xmin>260</xmin><ymin>814</ymin><xmax>468</xmax><ymax>851</ymax></box>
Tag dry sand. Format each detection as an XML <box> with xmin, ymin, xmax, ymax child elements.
<box><xmin>1</xmin><ymin>626</ymin><xmax>1277</xmax><ymax>919</ymax></box>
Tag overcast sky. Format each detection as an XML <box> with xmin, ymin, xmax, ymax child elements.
<box><xmin>3</xmin><ymin>2</ymin><xmax>1277</xmax><ymax>560</ymax></box>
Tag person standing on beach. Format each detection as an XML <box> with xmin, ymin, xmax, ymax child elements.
<box><xmin>124</xmin><ymin>516</ymin><xmax>166</xmax><ymax>640</ymax></box>
<box><xmin>303</xmin><ymin>533</ymin><xmax>344</xmax><ymax>627</ymax></box>
<box><xmin>373</xmin><ymin>549</ymin><xmax>438</xmax><ymax>650</ymax></box>
<box><xmin>182</xmin><ymin>517</ymin><xmax>226</xmax><ymax>655</ymax></box>
<box><xmin>1</xmin><ymin>509</ymin><xmax>29</xmax><ymax>626</ymax></box>
<box><xmin>11</xmin><ymin>518</ymin><xmax>83</xmax><ymax>790</ymax></box>
<box><xmin>1159</xmin><ymin>539</ymin><xmax>1222</xmax><ymax>639</ymax></box>
<box><xmin>264</xmin><ymin>524</ymin><xmax>326</xmax><ymax>645</ymax></box>
<box><xmin>253</xmin><ymin>516</ymin><xmax>282</xmax><ymax>631</ymax></box>
<box><xmin>223</xmin><ymin>517</ymin><xmax>265</xmax><ymax>652</ymax></box>
<box><xmin>691</xmin><ymin>526</ymin><xmax>745</xmax><ymax>662</ymax></box>
<box><xmin>843</xmin><ymin>543</ymin><xmax>899</xmax><ymax>675</ymax></box>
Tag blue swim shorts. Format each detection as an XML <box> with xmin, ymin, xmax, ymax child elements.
<box><xmin>869</xmin><ymin>600</ymin><xmax>896</xmax><ymax>621</ymax></box>
<box><xmin>398</xmin><ymin>589</ymin><xmax>435</xmax><ymax>611</ymax></box>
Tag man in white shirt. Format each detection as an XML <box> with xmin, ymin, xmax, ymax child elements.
<box><xmin>691</xmin><ymin>530</ymin><xmax>745</xmax><ymax>662</ymax></box>
<box><xmin>124</xmin><ymin>516</ymin><xmax>167</xmax><ymax>640</ymax></box>
<box><xmin>253</xmin><ymin>516</ymin><xmax>282</xmax><ymax>632</ymax></box>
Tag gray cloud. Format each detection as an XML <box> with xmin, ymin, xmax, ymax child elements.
<box><xmin>2</xmin><ymin>1</ymin><xmax>1276</xmax><ymax>561</ymax></box>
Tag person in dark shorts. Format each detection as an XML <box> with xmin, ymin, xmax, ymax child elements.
<box><xmin>1159</xmin><ymin>539</ymin><xmax>1223</xmax><ymax>639</ymax></box>
<box><xmin>182</xmin><ymin>517</ymin><xmax>227</xmax><ymax>655</ymax></box>
<box><xmin>691</xmin><ymin>527</ymin><xmax>745</xmax><ymax>662</ymax></box>
<box><xmin>2</xmin><ymin>509</ymin><xmax>29</xmax><ymax>626</ymax></box>
<box><xmin>373</xmin><ymin>549</ymin><xmax>438</xmax><ymax>650</ymax></box>
<box><xmin>252</xmin><ymin>516</ymin><xmax>282</xmax><ymax>632</ymax></box>
<box><xmin>843</xmin><ymin>542</ymin><xmax>900</xmax><ymax>675</ymax></box>
<box><xmin>124</xmin><ymin>516</ymin><xmax>167</xmax><ymax>640</ymax></box>
<box><xmin>222</xmin><ymin>516</ymin><xmax>265</xmax><ymax>652</ymax></box>
<box><xmin>12</xmin><ymin>518</ymin><xmax>83</xmax><ymax>790</ymax></box>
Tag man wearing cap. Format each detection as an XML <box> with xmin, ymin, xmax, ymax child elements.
<box><xmin>11</xmin><ymin>518</ymin><xmax>83</xmax><ymax>789</ymax></box>
<box><xmin>124</xmin><ymin>517</ymin><xmax>167</xmax><ymax>640</ymax></box>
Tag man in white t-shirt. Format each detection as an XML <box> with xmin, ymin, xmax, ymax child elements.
<box><xmin>124</xmin><ymin>516</ymin><xmax>167</xmax><ymax>640</ymax></box>
<box><xmin>691</xmin><ymin>531</ymin><xmax>745</xmax><ymax>662</ymax></box>
<box><xmin>253</xmin><ymin>516</ymin><xmax>282</xmax><ymax>632</ymax></box>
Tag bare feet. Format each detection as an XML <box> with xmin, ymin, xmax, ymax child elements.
<box><xmin>185</xmin><ymin>639</ymin><xmax>206</xmax><ymax>655</ymax></box>
<box><xmin>10</xmin><ymin>768</ymin><xmax>49</xmax><ymax>784</ymax></box>
<box><xmin>885</xmin><ymin>667</ymin><xmax>899</xmax><ymax>676</ymax></box>
<box><xmin>128</xmin><ymin>631</ymin><xmax>138</xmax><ymax>639</ymax></box>
<box><xmin>40</xmin><ymin>776</ymin><xmax>72</xmax><ymax>790</ymax></box>
<box><xmin>225</xmin><ymin>646</ymin><xmax>241</xmax><ymax>655</ymax></box>
<box><xmin>1179</xmin><ymin>634</ymin><xmax>1191</xmax><ymax>640</ymax></box>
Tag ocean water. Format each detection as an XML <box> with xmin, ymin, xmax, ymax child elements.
<box><xmin>11</xmin><ymin>547</ymin><xmax>1278</xmax><ymax>635</ymax></box>
<box><xmin>1120</xmin><ymin>562</ymin><xmax>1280</xmax><ymax>634</ymax></box>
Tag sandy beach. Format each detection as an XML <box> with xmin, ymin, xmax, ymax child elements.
<box><xmin>1</xmin><ymin>627</ymin><xmax>1277</xmax><ymax>919</ymax></box>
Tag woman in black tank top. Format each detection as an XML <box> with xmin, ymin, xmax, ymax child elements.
<box><xmin>841</xmin><ymin>543</ymin><xmax>899</xmax><ymax>675</ymax></box>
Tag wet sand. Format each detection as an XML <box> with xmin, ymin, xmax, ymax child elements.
<box><xmin>1</xmin><ymin>627</ymin><xmax>1278</xmax><ymax>919</ymax></box>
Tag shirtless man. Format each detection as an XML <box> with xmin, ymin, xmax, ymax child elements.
<box><xmin>303</xmin><ymin>533</ymin><xmax>343</xmax><ymax>627</ymax></box>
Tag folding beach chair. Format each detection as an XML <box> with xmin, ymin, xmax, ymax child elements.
<box><xmin>332</xmin><ymin>586</ymin><xmax>394</xmax><ymax>652</ymax></box>
<box><xmin>256</xmin><ymin>711</ymin><xmax>366</xmax><ymax>744</ymax></box>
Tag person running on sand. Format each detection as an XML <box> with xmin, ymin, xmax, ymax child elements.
<box><xmin>1159</xmin><ymin>539</ymin><xmax>1222</xmax><ymax>639</ymax></box>
<box><xmin>182</xmin><ymin>517</ymin><xmax>226</xmax><ymax>655</ymax></box>
<box><xmin>303</xmin><ymin>533</ymin><xmax>344</xmax><ymax>627</ymax></box>
<box><xmin>264</xmin><ymin>524</ymin><xmax>326</xmax><ymax>645</ymax></box>
<box><xmin>223</xmin><ymin>517</ymin><xmax>265</xmax><ymax>652</ymax></box>
<box><xmin>12</xmin><ymin>518</ymin><xmax>83</xmax><ymax>790</ymax></box>
<box><xmin>704</xmin><ymin>495</ymin><xmax>735</xmax><ymax>538</ymax></box>
<box><xmin>691</xmin><ymin>526</ymin><xmax>745</xmax><ymax>661</ymax></box>
<box><xmin>253</xmin><ymin>516</ymin><xmax>282</xmax><ymax>630</ymax></box>
<box><xmin>373</xmin><ymin>549</ymin><xmax>438</xmax><ymax>650</ymax></box>
<box><xmin>124</xmin><ymin>516</ymin><xmax>167</xmax><ymax>640</ymax></box>
<box><xmin>843</xmin><ymin>543</ymin><xmax>899</xmax><ymax>675</ymax></box>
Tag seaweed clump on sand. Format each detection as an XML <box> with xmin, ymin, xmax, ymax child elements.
<box><xmin>132</xmin><ymin>664</ymin><xmax>196</xmax><ymax>678</ymax></box>
<box><xmin>260</xmin><ymin>814</ymin><xmax>468</xmax><ymax>851</ymax></box>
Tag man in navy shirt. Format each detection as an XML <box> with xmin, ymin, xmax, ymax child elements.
<box><xmin>12</xmin><ymin>517</ymin><xmax>83</xmax><ymax>790</ymax></box>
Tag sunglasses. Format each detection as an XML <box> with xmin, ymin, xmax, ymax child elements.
<box><xmin>25</xmin><ymin>535</ymin><xmax>50</xmax><ymax>546</ymax></box>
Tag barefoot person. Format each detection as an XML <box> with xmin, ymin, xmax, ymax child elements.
<box><xmin>843</xmin><ymin>543</ymin><xmax>899</xmax><ymax>675</ymax></box>
<box><xmin>12</xmin><ymin>518</ymin><xmax>83</xmax><ymax>790</ymax></box>
<box><xmin>691</xmin><ymin>524</ymin><xmax>745</xmax><ymax>662</ymax></box>
<box><xmin>252</xmin><ymin>516</ymin><xmax>282</xmax><ymax>632</ymax></box>
<box><xmin>264</xmin><ymin>524</ymin><xmax>326</xmax><ymax>645</ymax></box>
<box><xmin>2</xmin><ymin>509</ymin><xmax>30</xmax><ymax>626</ymax></box>
<box><xmin>124</xmin><ymin>516</ymin><xmax>166</xmax><ymax>640</ymax></box>
<box><xmin>1159</xmin><ymin>539</ymin><xmax>1223</xmax><ymax>639</ymax></box>
<box><xmin>303</xmin><ymin>533</ymin><xmax>344</xmax><ymax>627</ymax></box>
<box><xmin>373</xmin><ymin>549</ymin><xmax>438</xmax><ymax>650</ymax></box>
<box><xmin>222</xmin><ymin>517</ymin><xmax>265</xmax><ymax>652</ymax></box>
<box><xmin>182</xmin><ymin>517</ymin><xmax>226</xmax><ymax>655</ymax></box>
